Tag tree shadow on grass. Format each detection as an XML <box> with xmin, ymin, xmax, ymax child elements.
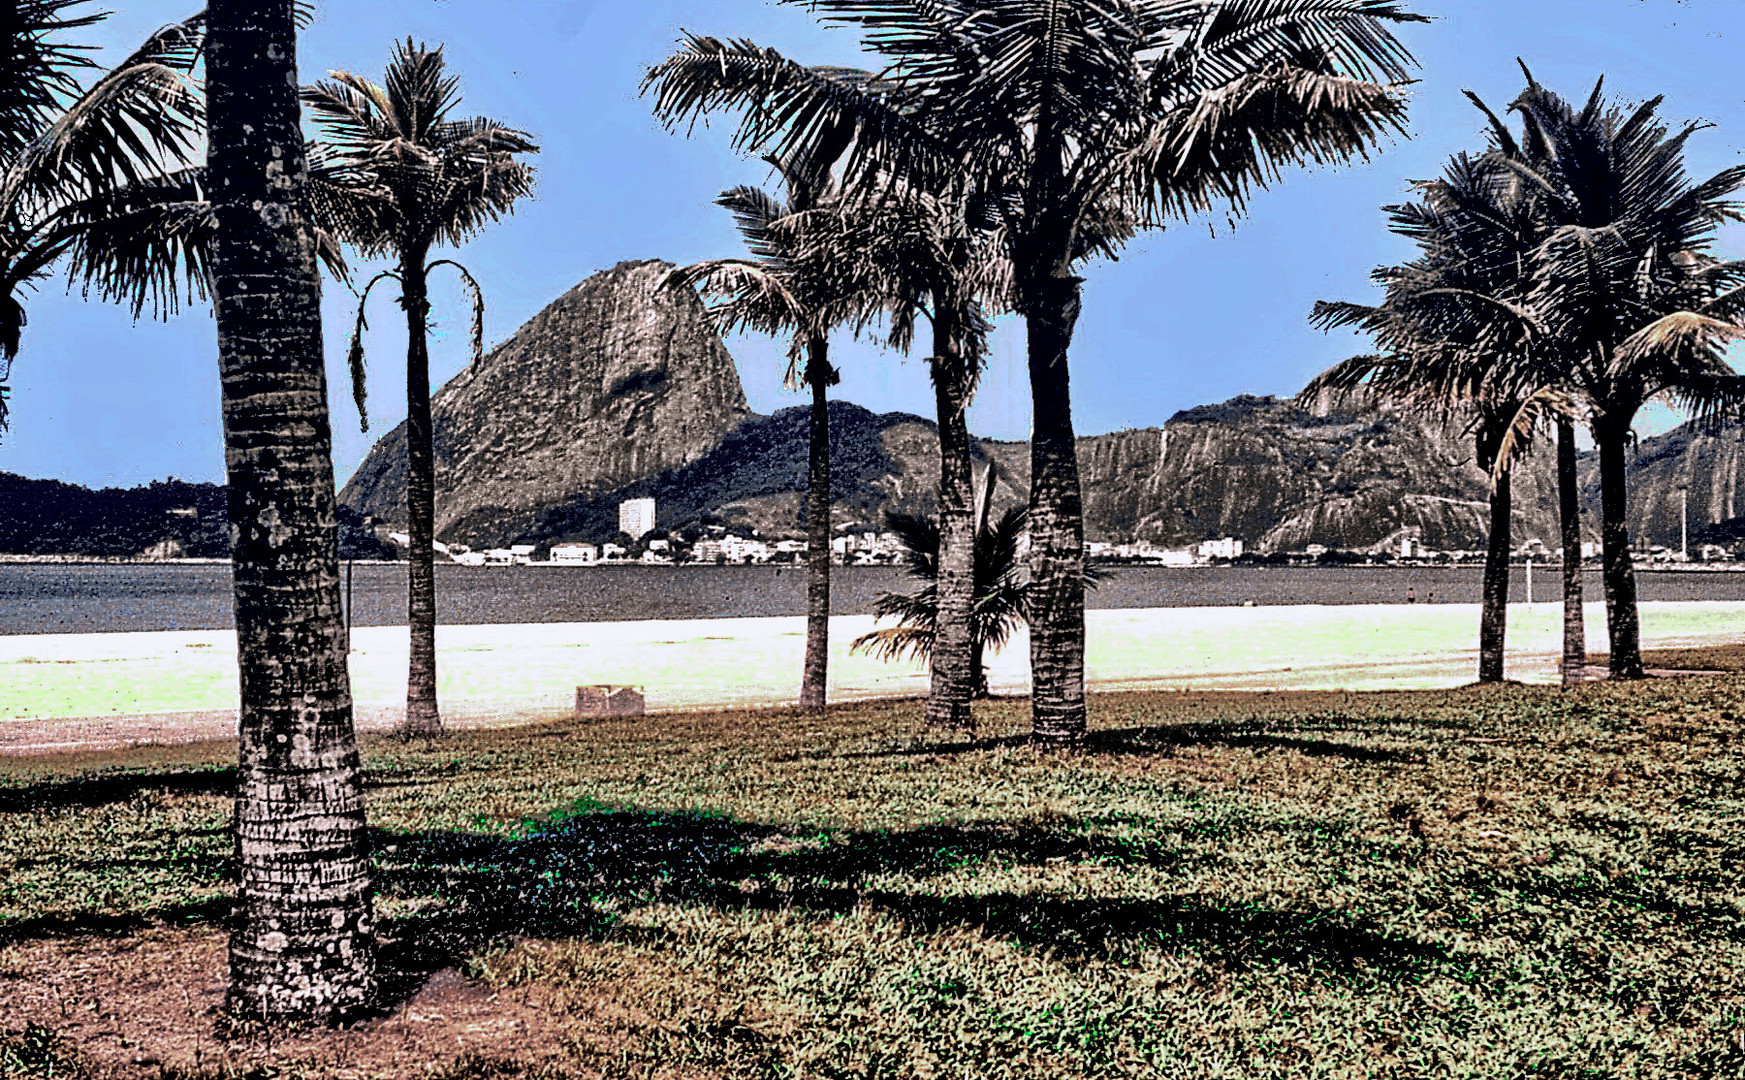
<box><xmin>0</xmin><ymin>766</ymin><xmax>429</xmax><ymax>815</ymax></box>
<box><xmin>844</xmin><ymin>722</ymin><xmax>1427</xmax><ymax>765</ymax></box>
<box><xmin>0</xmin><ymin>897</ymin><xmax>230</xmax><ymax>949</ymax></box>
<box><xmin>368</xmin><ymin>806</ymin><xmax>1460</xmax><ymax>1011</ymax></box>
<box><xmin>0</xmin><ymin>767</ymin><xmax>236</xmax><ymax>813</ymax></box>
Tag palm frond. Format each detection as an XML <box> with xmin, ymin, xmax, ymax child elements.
<box><xmin>343</xmin><ymin>270</ymin><xmax>403</xmax><ymax>431</ymax></box>
<box><xmin>0</xmin><ymin>11</ymin><xmax>204</xmax><ymax>210</ymax></box>
<box><xmin>1134</xmin><ymin>62</ymin><xmax>1411</xmax><ymax>221</ymax></box>
<box><xmin>642</xmin><ymin>32</ymin><xmax>948</xmax><ymax>191</ymax></box>
<box><xmin>0</xmin><ymin>0</ymin><xmax>104</xmax><ymax>159</ymax></box>
<box><xmin>56</xmin><ymin>166</ymin><xmax>213</xmax><ymax>319</ymax></box>
<box><xmin>426</xmin><ymin>259</ymin><xmax>487</xmax><ymax>366</ymax></box>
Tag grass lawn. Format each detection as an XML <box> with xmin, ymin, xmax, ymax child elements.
<box><xmin>2</xmin><ymin>649</ymin><xmax>1743</xmax><ymax>1078</ymax></box>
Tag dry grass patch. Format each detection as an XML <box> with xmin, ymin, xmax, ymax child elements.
<box><xmin>2</xmin><ymin>670</ymin><xmax>1744</xmax><ymax>1077</ymax></box>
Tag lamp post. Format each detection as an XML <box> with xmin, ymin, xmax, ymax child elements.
<box><xmin>1679</xmin><ymin>483</ymin><xmax>1690</xmax><ymax>561</ymax></box>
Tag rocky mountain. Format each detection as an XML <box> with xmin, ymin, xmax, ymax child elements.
<box><xmin>339</xmin><ymin>259</ymin><xmax>750</xmax><ymax>542</ymax></box>
<box><xmin>1616</xmin><ymin>422</ymin><xmax>1745</xmax><ymax>550</ymax></box>
<box><xmin>332</xmin><ymin>256</ymin><xmax>1745</xmax><ymax>555</ymax></box>
<box><xmin>1079</xmin><ymin>395</ymin><xmax>1561</xmax><ymax>552</ymax></box>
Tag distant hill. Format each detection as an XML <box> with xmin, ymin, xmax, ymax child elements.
<box><xmin>340</xmin><ymin>259</ymin><xmax>751</xmax><ymax>541</ymax></box>
<box><xmin>0</xmin><ymin>472</ymin><xmax>395</xmax><ymax>560</ymax></box>
<box><xmin>499</xmin><ymin>399</ymin><xmax>1025</xmax><ymax>547</ymax></box>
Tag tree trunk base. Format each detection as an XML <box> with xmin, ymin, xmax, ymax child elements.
<box><xmin>396</xmin><ymin>708</ymin><xmax>443</xmax><ymax>737</ymax></box>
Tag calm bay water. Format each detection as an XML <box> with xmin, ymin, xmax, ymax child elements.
<box><xmin>4</xmin><ymin>562</ymin><xmax>1745</xmax><ymax>635</ymax></box>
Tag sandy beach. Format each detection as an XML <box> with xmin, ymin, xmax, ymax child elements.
<box><xmin>4</xmin><ymin>600</ymin><xmax>1744</xmax><ymax>752</ymax></box>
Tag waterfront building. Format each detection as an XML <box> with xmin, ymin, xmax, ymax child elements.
<box><xmin>1197</xmin><ymin>537</ymin><xmax>1245</xmax><ymax>561</ymax></box>
<box><xmin>551</xmin><ymin>543</ymin><xmax>599</xmax><ymax>565</ymax></box>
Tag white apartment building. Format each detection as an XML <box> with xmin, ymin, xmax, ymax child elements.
<box><xmin>618</xmin><ymin>497</ymin><xmax>657</xmax><ymax>539</ymax></box>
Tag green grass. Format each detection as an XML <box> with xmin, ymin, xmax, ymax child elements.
<box><xmin>3</xmin><ymin>666</ymin><xmax>1745</xmax><ymax>1078</ymax></box>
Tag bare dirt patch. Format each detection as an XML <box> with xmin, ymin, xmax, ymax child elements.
<box><xmin>0</xmin><ymin>925</ymin><xmax>591</xmax><ymax>1078</ymax></box>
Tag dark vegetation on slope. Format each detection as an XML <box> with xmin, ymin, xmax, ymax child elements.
<box><xmin>0</xmin><ymin>472</ymin><xmax>398</xmax><ymax>560</ymax></box>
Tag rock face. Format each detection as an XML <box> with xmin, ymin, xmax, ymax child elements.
<box><xmin>982</xmin><ymin>396</ymin><xmax>1559</xmax><ymax>552</ymax></box>
<box><xmin>1617</xmin><ymin>422</ymin><xmax>1745</xmax><ymax>549</ymax></box>
<box><xmin>339</xmin><ymin>260</ymin><xmax>750</xmax><ymax>543</ymax></box>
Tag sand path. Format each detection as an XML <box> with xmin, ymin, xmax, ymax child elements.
<box><xmin>4</xmin><ymin>601</ymin><xmax>1744</xmax><ymax>754</ymax></box>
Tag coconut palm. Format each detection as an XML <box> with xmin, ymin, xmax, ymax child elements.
<box><xmin>1308</xmin><ymin>149</ymin><xmax>1559</xmax><ymax>685</ymax></box>
<box><xmin>0</xmin><ymin>1</ymin><xmax>208</xmax><ymax>440</ymax></box>
<box><xmin>304</xmin><ymin>40</ymin><xmax>537</xmax><ymax>734</ymax></box>
<box><xmin>663</xmin><ymin>150</ymin><xmax>874</xmax><ymax>712</ymax></box>
<box><xmin>854</xmin><ymin>502</ymin><xmax>1030</xmax><ymax>705</ymax></box>
<box><xmin>1490</xmin><ymin>75</ymin><xmax>1745</xmax><ymax>680</ymax></box>
<box><xmin>778</xmin><ymin>180</ymin><xmax>1017</xmax><ymax>729</ymax></box>
<box><xmin>646</xmin><ymin>0</ymin><xmax>1425</xmax><ymax>746</ymax></box>
<box><xmin>207</xmin><ymin>0</ymin><xmax>375</xmax><ymax>1022</ymax></box>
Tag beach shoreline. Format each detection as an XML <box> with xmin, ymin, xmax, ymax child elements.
<box><xmin>5</xmin><ymin>600</ymin><xmax>1745</xmax><ymax>754</ymax></box>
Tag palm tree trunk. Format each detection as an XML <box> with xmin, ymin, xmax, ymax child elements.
<box><xmin>400</xmin><ymin>251</ymin><xmax>441</xmax><ymax>735</ymax></box>
<box><xmin>799</xmin><ymin>333</ymin><xmax>831</xmax><ymax>712</ymax></box>
<box><xmin>1557</xmin><ymin>419</ymin><xmax>1587</xmax><ymax>686</ymax></box>
<box><xmin>1024</xmin><ymin>274</ymin><xmax>1087</xmax><ymax>748</ymax></box>
<box><xmin>1479</xmin><ymin>467</ymin><xmax>1512</xmax><ymax>684</ymax></box>
<box><xmin>1597</xmin><ymin>423</ymin><xmax>1646</xmax><ymax>679</ymax></box>
<box><xmin>927</xmin><ymin>307</ymin><xmax>976</xmax><ymax>732</ymax></box>
<box><xmin>208</xmin><ymin>0</ymin><xmax>374</xmax><ymax>1024</ymax></box>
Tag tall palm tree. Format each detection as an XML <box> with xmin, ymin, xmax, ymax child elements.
<box><xmin>781</xmin><ymin>181</ymin><xmax>1014</xmax><ymax>729</ymax></box>
<box><xmin>1491</xmin><ymin>74</ymin><xmax>1745</xmax><ymax>680</ymax></box>
<box><xmin>304</xmin><ymin>40</ymin><xmax>537</xmax><ymax>735</ymax></box>
<box><xmin>664</xmin><ymin>152</ymin><xmax>869</xmax><ymax>712</ymax></box>
<box><xmin>646</xmin><ymin>0</ymin><xmax>1425</xmax><ymax>747</ymax></box>
<box><xmin>0</xmin><ymin>1</ymin><xmax>207</xmax><ymax>440</ymax></box>
<box><xmin>1308</xmin><ymin>150</ymin><xmax>1556</xmax><ymax>684</ymax></box>
<box><xmin>208</xmin><ymin>0</ymin><xmax>375</xmax><ymax>1023</ymax></box>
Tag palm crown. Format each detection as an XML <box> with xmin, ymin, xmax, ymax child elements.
<box><xmin>648</xmin><ymin>1</ymin><xmax>1423</xmax><ymax>270</ymax></box>
<box><xmin>304</xmin><ymin>39</ymin><xmax>537</xmax><ymax>261</ymax></box>
<box><xmin>1496</xmin><ymin>75</ymin><xmax>1745</xmax><ymax>430</ymax></box>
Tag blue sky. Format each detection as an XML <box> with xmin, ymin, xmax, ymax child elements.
<box><xmin>2</xmin><ymin>0</ymin><xmax>1741</xmax><ymax>488</ymax></box>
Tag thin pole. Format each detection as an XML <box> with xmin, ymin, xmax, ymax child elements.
<box><xmin>1681</xmin><ymin>487</ymin><xmax>1689</xmax><ymax>560</ymax></box>
<box><xmin>345</xmin><ymin>558</ymin><xmax>354</xmax><ymax>647</ymax></box>
<box><xmin>1526</xmin><ymin>554</ymin><xmax>1533</xmax><ymax>604</ymax></box>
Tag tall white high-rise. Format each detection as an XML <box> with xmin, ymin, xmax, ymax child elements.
<box><xmin>618</xmin><ymin>497</ymin><xmax>656</xmax><ymax>539</ymax></box>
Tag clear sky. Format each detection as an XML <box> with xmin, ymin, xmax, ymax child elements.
<box><xmin>2</xmin><ymin>0</ymin><xmax>1741</xmax><ymax>489</ymax></box>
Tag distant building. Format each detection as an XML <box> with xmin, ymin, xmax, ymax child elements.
<box><xmin>619</xmin><ymin>497</ymin><xmax>656</xmax><ymax>540</ymax></box>
<box><xmin>551</xmin><ymin>543</ymin><xmax>599</xmax><ymax>565</ymax></box>
<box><xmin>1197</xmin><ymin>537</ymin><xmax>1244</xmax><ymax>561</ymax></box>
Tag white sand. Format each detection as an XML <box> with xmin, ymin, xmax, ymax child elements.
<box><xmin>5</xmin><ymin>601</ymin><xmax>1745</xmax><ymax>734</ymax></box>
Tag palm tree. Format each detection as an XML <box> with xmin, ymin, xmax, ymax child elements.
<box><xmin>0</xmin><ymin>1</ymin><xmax>208</xmax><ymax>440</ymax></box>
<box><xmin>646</xmin><ymin>1</ymin><xmax>1425</xmax><ymax>747</ymax></box>
<box><xmin>1308</xmin><ymin>149</ymin><xmax>1556</xmax><ymax>684</ymax></box>
<box><xmin>207</xmin><ymin>0</ymin><xmax>375</xmax><ymax>1023</ymax></box>
<box><xmin>663</xmin><ymin>152</ymin><xmax>870</xmax><ymax>712</ymax></box>
<box><xmin>779</xmin><ymin>181</ymin><xmax>1014</xmax><ymax>730</ymax></box>
<box><xmin>1490</xmin><ymin>74</ymin><xmax>1745</xmax><ymax>680</ymax></box>
<box><xmin>854</xmin><ymin>502</ymin><xmax>1031</xmax><ymax>706</ymax></box>
<box><xmin>303</xmin><ymin>40</ymin><xmax>537</xmax><ymax>735</ymax></box>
